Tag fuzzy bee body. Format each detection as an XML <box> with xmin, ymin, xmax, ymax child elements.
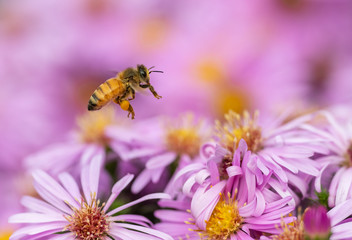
<box><xmin>88</xmin><ymin>77</ymin><xmax>126</xmax><ymax>111</ymax></box>
<box><xmin>87</xmin><ymin>64</ymin><xmax>162</xmax><ymax>119</ymax></box>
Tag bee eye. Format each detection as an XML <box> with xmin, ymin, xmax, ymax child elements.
<box><xmin>140</xmin><ymin>69</ymin><xmax>147</xmax><ymax>78</ymax></box>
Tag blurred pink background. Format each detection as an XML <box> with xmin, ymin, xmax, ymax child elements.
<box><xmin>1</xmin><ymin>0</ymin><xmax>352</xmax><ymax>237</ymax></box>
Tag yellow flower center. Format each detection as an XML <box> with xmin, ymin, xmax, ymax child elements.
<box><xmin>215</xmin><ymin>110</ymin><xmax>263</xmax><ymax>153</ymax></box>
<box><xmin>202</xmin><ymin>194</ymin><xmax>243</xmax><ymax>240</ymax></box>
<box><xmin>65</xmin><ymin>196</ymin><xmax>110</xmax><ymax>240</ymax></box>
<box><xmin>165</xmin><ymin>114</ymin><xmax>207</xmax><ymax>158</ymax></box>
<box><xmin>166</xmin><ymin>128</ymin><xmax>201</xmax><ymax>158</ymax></box>
<box><xmin>195</xmin><ymin>60</ymin><xmax>226</xmax><ymax>84</ymax></box>
<box><xmin>0</xmin><ymin>229</ymin><xmax>13</xmax><ymax>240</ymax></box>
<box><xmin>76</xmin><ymin>107</ymin><xmax>115</xmax><ymax>145</ymax></box>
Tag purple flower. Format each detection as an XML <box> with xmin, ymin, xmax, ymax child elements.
<box><xmin>25</xmin><ymin>107</ymin><xmax>132</xmax><ymax>177</ymax></box>
<box><xmin>311</xmin><ymin>110</ymin><xmax>352</xmax><ymax>207</ymax></box>
<box><xmin>156</xmin><ymin>182</ymin><xmax>294</xmax><ymax>239</ymax></box>
<box><xmin>304</xmin><ymin>205</ymin><xmax>331</xmax><ymax>239</ymax></box>
<box><xmin>262</xmin><ymin>200</ymin><xmax>352</xmax><ymax>240</ymax></box>
<box><xmin>156</xmin><ymin>148</ymin><xmax>295</xmax><ymax>239</ymax></box>
<box><xmin>112</xmin><ymin>113</ymin><xmax>211</xmax><ymax>194</ymax></box>
<box><xmin>214</xmin><ymin>110</ymin><xmax>325</xmax><ymax>205</ymax></box>
<box><xmin>328</xmin><ymin>199</ymin><xmax>352</xmax><ymax>239</ymax></box>
<box><xmin>9</xmin><ymin>158</ymin><xmax>172</xmax><ymax>240</ymax></box>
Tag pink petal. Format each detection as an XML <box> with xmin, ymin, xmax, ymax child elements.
<box><xmin>108</xmin><ymin>193</ymin><xmax>170</xmax><ymax>216</ymax></box>
<box><xmin>146</xmin><ymin>152</ymin><xmax>177</xmax><ymax>169</ymax></box>
<box><xmin>32</xmin><ymin>170</ymin><xmax>76</xmax><ymax>207</ymax></box>
<box><xmin>131</xmin><ymin>169</ymin><xmax>153</xmax><ymax>194</ymax></box>
<box><xmin>104</xmin><ymin>173</ymin><xmax>134</xmax><ymax>212</ymax></box>
<box><xmin>113</xmin><ymin>222</ymin><xmax>173</xmax><ymax>240</ymax></box>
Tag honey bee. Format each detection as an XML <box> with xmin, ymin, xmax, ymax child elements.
<box><xmin>88</xmin><ymin>64</ymin><xmax>163</xmax><ymax>119</ymax></box>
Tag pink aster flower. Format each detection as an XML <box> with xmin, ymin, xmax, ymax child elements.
<box><xmin>107</xmin><ymin>113</ymin><xmax>211</xmax><ymax>194</ymax></box>
<box><xmin>261</xmin><ymin>201</ymin><xmax>352</xmax><ymax>240</ymax></box>
<box><xmin>311</xmin><ymin>109</ymin><xmax>352</xmax><ymax>207</ymax></box>
<box><xmin>9</xmin><ymin>157</ymin><xmax>172</xmax><ymax>240</ymax></box>
<box><xmin>155</xmin><ymin>180</ymin><xmax>294</xmax><ymax>239</ymax></box>
<box><xmin>25</xmin><ymin>107</ymin><xmax>133</xmax><ymax>177</ymax></box>
<box><xmin>213</xmin><ymin>110</ymin><xmax>326</xmax><ymax>205</ymax></box>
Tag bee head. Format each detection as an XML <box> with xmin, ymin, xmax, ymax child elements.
<box><xmin>137</xmin><ymin>65</ymin><xmax>150</xmax><ymax>83</ymax></box>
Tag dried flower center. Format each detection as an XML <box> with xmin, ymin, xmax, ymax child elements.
<box><xmin>76</xmin><ymin>107</ymin><xmax>115</xmax><ymax>145</ymax></box>
<box><xmin>218</xmin><ymin>154</ymin><xmax>233</xmax><ymax>180</ymax></box>
<box><xmin>65</xmin><ymin>197</ymin><xmax>110</xmax><ymax>240</ymax></box>
<box><xmin>165</xmin><ymin>114</ymin><xmax>206</xmax><ymax>158</ymax></box>
<box><xmin>215</xmin><ymin>110</ymin><xmax>263</xmax><ymax>153</ymax></box>
<box><xmin>342</xmin><ymin>143</ymin><xmax>352</xmax><ymax>168</ymax></box>
<box><xmin>203</xmin><ymin>194</ymin><xmax>243</xmax><ymax>240</ymax></box>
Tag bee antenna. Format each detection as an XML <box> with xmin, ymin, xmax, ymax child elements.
<box><xmin>148</xmin><ymin>66</ymin><xmax>156</xmax><ymax>71</ymax></box>
<box><xmin>149</xmin><ymin>70</ymin><xmax>163</xmax><ymax>74</ymax></box>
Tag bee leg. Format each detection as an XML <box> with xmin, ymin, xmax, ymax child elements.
<box><xmin>149</xmin><ymin>85</ymin><xmax>162</xmax><ymax>99</ymax></box>
<box><xmin>127</xmin><ymin>104</ymin><xmax>135</xmax><ymax>119</ymax></box>
<box><xmin>128</xmin><ymin>88</ymin><xmax>135</xmax><ymax>100</ymax></box>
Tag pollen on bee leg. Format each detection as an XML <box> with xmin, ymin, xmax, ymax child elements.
<box><xmin>120</xmin><ymin>100</ymin><xmax>130</xmax><ymax>111</ymax></box>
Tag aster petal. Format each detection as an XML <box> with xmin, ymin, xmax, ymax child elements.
<box><xmin>104</xmin><ymin>173</ymin><xmax>134</xmax><ymax>212</ymax></box>
<box><xmin>183</xmin><ymin>174</ymin><xmax>197</xmax><ymax>196</ymax></box>
<box><xmin>131</xmin><ymin>168</ymin><xmax>153</xmax><ymax>194</ymax></box>
<box><xmin>191</xmin><ymin>181</ymin><xmax>225</xmax><ymax>220</ymax></box>
<box><xmin>81</xmin><ymin>155</ymin><xmax>102</xmax><ymax>203</ymax></box>
<box><xmin>49</xmin><ymin>234</ymin><xmax>73</xmax><ymax>240</ymax></box>
<box><xmin>154</xmin><ymin>210</ymin><xmax>191</xmax><ymax>222</ymax></box>
<box><xmin>110</xmin><ymin>214</ymin><xmax>152</xmax><ymax>227</ymax></box>
<box><xmin>32</xmin><ymin>170</ymin><xmax>77</xmax><ymax>208</ymax></box>
<box><xmin>33</xmin><ymin>182</ymin><xmax>72</xmax><ymax>214</ymax></box>
<box><xmin>328</xmin><ymin>199</ymin><xmax>352</xmax><ymax>227</ymax></box>
<box><xmin>151</xmin><ymin>168</ymin><xmax>164</xmax><ymax>183</ymax></box>
<box><xmin>227</xmin><ymin>166</ymin><xmax>242</xmax><ymax>177</ymax></box>
<box><xmin>208</xmin><ymin>159</ymin><xmax>220</xmax><ymax>185</ymax></box>
<box><xmin>195</xmin><ymin>169</ymin><xmax>211</xmax><ymax>185</ymax></box>
<box><xmin>154</xmin><ymin>223</ymin><xmax>197</xmax><ymax>239</ymax></box>
<box><xmin>9</xmin><ymin>223</ymin><xmax>65</xmax><ymax>240</ymax></box>
<box><xmin>331</xmin><ymin>222</ymin><xmax>352</xmax><ymax>239</ymax></box>
<box><xmin>58</xmin><ymin>172</ymin><xmax>81</xmax><ymax>204</ymax></box>
<box><xmin>146</xmin><ymin>152</ymin><xmax>177</xmax><ymax>169</ymax></box>
<box><xmin>286</xmin><ymin>172</ymin><xmax>308</xmax><ymax>196</ymax></box>
<box><xmin>335</xmin><ymin>168</ymin><xmax>352</xmax><ymax>206</ymax></box>
<box><xmin>239</xmin><ymin>198</ymin><xmax>256</xmax><ymax>217</ymax></box>
<box><xmin>21</xmin><ymin>196</ymin><xmax>60</xmax><ymax>214</ymax></box>
<box><xmin>329</xmin><ymin>168</ymin><xmax>347</xmax><ymax>207</ymax></box>
<box><xmin>108</xmin><ymin>193</ymin><xmax>170</xmax><ymax>216</ymax></box>
<box><xmin>173</xmin><ymin>162</ymin><xmax>205</xmax><ymax>183</ymax></box>
<box><xmin>264</xmin><ymin>196</ymin><xmax>292</xmax><ymax>213</ymax></box>
<box><xmin>158</xmin><ymin>199</ymin><xmax>190</xmax><ymax>210</ymax></box>
<box><xmin>268</xmin><ymin>179</ymin><xmax>295</xmax><ymax>206</ymax></box>
<box><xmin>9</xmin><ymin>213</ymin><xmax>66</xmax><ymax>223</ymax></box>
<box><xmin>79</xmin><ymin>144</ymin><xmax>102</xmax><ymax>166</ymax></box>
<box><xmin>253</xmin><ymin>190</ymin><xmax>265</xmax><ymax>217</ymax></box>
<box><xmin>114</xmin><ymin>223</ymin><xmax>173</xmax><ymax>240</ymax></box>
<box><xmin>25</xmin><ymin>143</ymin><xmax>85</xmax><ymax>174</ymax></box>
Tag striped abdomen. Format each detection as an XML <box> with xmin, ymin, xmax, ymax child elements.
<box><xmin>88</xmin><ymin>78</ymin><xmax>126</xmax><ymax>111</ymax></box>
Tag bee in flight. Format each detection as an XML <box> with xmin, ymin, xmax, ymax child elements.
<box><xmin>88</xmin><ymin>64</ymin><xmax>163</xmax><ymax>119</ymax></box>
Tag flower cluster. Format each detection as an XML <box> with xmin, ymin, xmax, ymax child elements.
<box><xmin>8</xmin><ymin>105</ymin><xmax>352</xmax><ymax>240</ymax></box>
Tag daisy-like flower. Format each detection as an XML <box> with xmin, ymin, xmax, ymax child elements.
<box><xmin>311</xmin><ymin>109</ymin><xmax>352</xmax><ymax>208</ymax></box>
<box><xmin>262</xmin><ymin>201</ymin><xmax>352</xmax><ymax>240</ymax></box>
<box><xmin>9</xmin><ymin>157</ymin><xmax>172</xmax><ymax>240</ymax></box>
<box><xmin>214</xmin><ymin>110</ymin><xmax>325</xmax><ymax>205</ymax></box>
<box><xmin>25</xmin><ymin>107</ymin><xmax>132</xmax><ymax>176</ymax></box>
<box><xmin>155</xmin><ymin>179</ymin><xmax>295</xmax><ymax>239</ymax></box>
<box><xmin>109</xmin><ymin>113</ymin><xmax>211</xmax><ymax>194</ymax></box>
